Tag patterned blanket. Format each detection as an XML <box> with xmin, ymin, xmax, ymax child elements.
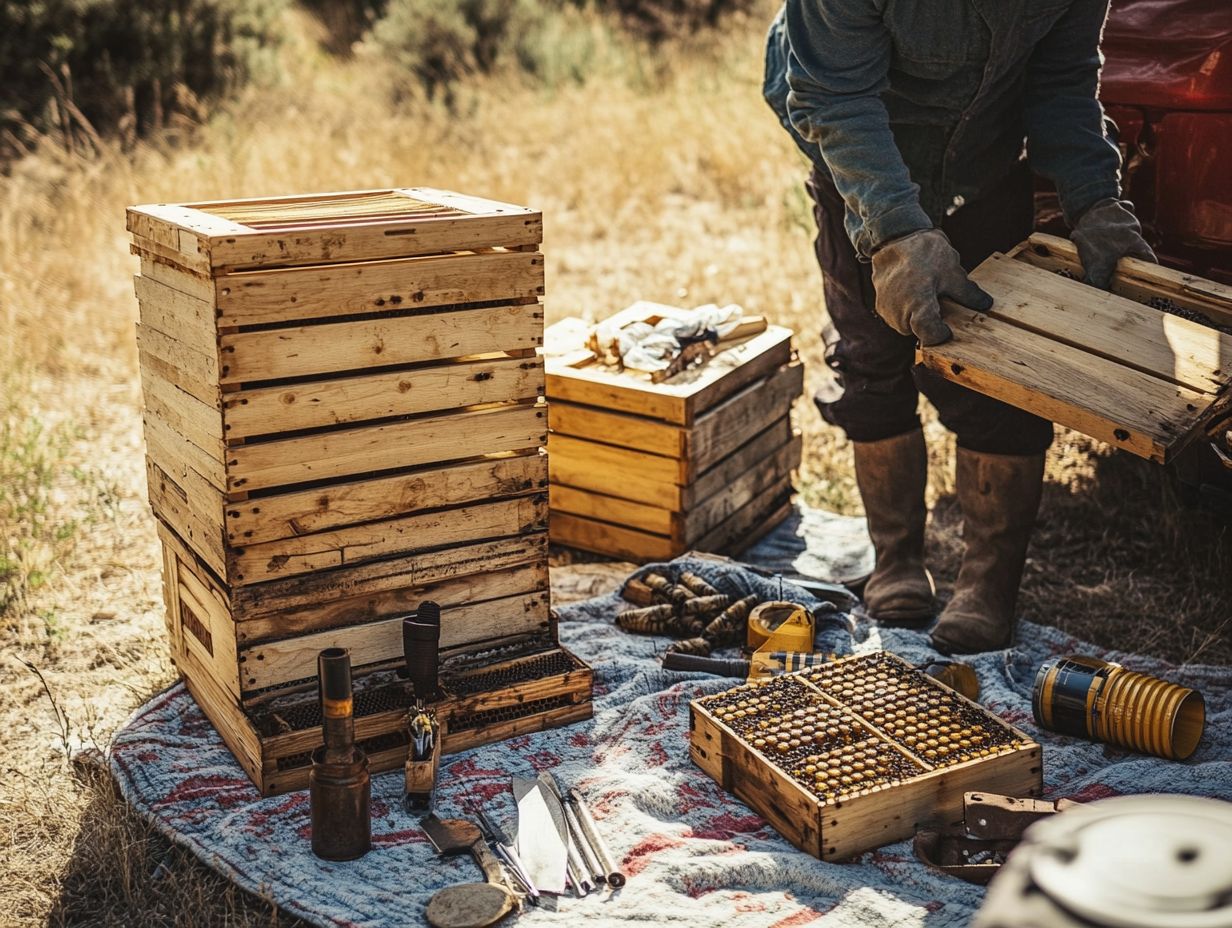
<box><xmin>110</xmin><ymin>579</ymin><xmax>1230</xmax><ymax>928</ymax></box>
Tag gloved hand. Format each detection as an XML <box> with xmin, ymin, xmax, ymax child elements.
<box><xmin>870</xmin><ymin>229</ymin><xmax>993</xmax><ymax>347</ymax></box>
<box><xmin>1071</xmin><ymin>198</ymin><xmax>1157</xmax><ymax>290</ymax></box>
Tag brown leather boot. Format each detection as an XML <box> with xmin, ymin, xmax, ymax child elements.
<box><xmin>852</xmin><ymin>429</ymin><xmax>935</xmax><ymax>626</ymax></box>
<box><xmin>930</xmin><ymin>448</ymin><xmax>1045</xmax><ymax>654</ymax></box>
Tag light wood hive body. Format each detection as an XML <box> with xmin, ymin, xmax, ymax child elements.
<box><xmin>919</xmin><ymin>233</ymin><xmax>1232</xmax><ymax>464</ymax></box>
<box><xmin>129</xmin><ymin>187</ymin><xmax>592</xmax><ymax>795</ymax></box>
<box><xmin>544</xmin><ymin>305</ymin><xmax>804</xmax><ymax>562</ymax></box>
<box><xmin>690</xmin><ymin>652</ymin><xmax>1042</xmax><ymax>860</ymax></box>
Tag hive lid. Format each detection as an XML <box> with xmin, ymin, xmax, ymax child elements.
<box><xmin>127</xmin><ymin>187</ymin><xmax>541</xmax><ymax>275</ymax></box>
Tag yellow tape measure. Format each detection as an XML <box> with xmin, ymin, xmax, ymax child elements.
<box><xmin>747</xmin><ymin>601</ymin><xmax>815</xmax><ymax>653</ymax></box>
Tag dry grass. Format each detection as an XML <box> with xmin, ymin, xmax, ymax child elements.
<box><xmin>0</xmin><ymin>4</ymin><xmax>1227</xmax><ymax>924</ymax></box>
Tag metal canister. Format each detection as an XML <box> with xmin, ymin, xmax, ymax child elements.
<box><xmin>1032</xmin><ymin>656</ymin><xmax>1206</xmax><ymax>761</ymax></box>
<box><xmin>974</xmin><ymin>795</ymin><xmax>1232</xmax><ymax>928</ymax></box>
<box><xmin>309</xmin><ymin>647</ymin><xmax>371</xmax><ymax>860</ymax></box>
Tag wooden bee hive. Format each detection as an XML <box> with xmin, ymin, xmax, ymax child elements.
<box><xmin>919</xmin><ymin>233</ymin><xmax>1232</xmax><ymax>464</ymax></box>
<box><xmin>544</xmin><ymin>305</ymin><xmax>804</xmax><ymax>562</ymax></box>
<box><xmin>129</xmin><ymin>187</ymin><xmax>592</xmax><ymax>794</ymax></box>
<box><xmin>689</xmin><ymin>652</ymin><xmax>1041</xmax><ymax>860</ymax></box>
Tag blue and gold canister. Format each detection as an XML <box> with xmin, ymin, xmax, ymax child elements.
<box><xmin>1032</xmin><ymin>655</ymin><xmax>1205</xmax><ymax>761</ymax></box>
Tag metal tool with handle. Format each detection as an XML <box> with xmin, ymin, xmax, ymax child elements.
<box><xmin>422</xmin><ymin>815</ymin><xmax>516</xmax><ymax>928</ymax></box>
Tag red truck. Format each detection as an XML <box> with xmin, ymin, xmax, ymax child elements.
<box><xmin>1040</xmin><ymin>0</ymin><xmax>1232</xmax><ymax>281</ymax></box>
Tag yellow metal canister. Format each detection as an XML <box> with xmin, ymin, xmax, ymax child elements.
<box><xmin>1032</xmin><ymin>655</ymin><xmax>1205</xmax><ymax>761</ymax></box>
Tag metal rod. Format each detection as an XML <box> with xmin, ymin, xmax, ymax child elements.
<box><xmin>567</xmin><ymin>788</ymin><xmax>626</xmax><ymax>888</ymax></box>
<box><xmin>562</xmin><ymin>798</ymin><xmax>605</xmax><ymax>884</ymax></box>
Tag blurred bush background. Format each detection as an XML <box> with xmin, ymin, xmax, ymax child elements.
<box><xmin>0</xmin><ymin>0</ymin><xmax>760</xmax><ymax>161</ymax></box>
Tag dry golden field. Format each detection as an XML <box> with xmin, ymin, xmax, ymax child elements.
<box><xmin>1</xmin><ymin>6</ymin><xmax>1228</xmax><ymax>925</ymax></box>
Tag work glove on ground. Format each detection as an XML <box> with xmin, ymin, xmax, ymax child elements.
<box><xmin>1071</xmin><ymin>198</ymin><xmax>1157</xmax><ymax>290</ymax></box>
<box><xmin>870</xmin><ymin>229</ymin><xmax>994</xmax><ymax>347</ymax></box>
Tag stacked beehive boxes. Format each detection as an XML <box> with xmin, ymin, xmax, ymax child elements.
<box><xmin>545</xmin><ymin>304</ymin><xmax>804</xmax><ymax>562</ymax></box>
<box><xmin>129</xmin><ymin>188</ymin><xmax>592</xmax><ymax>795</ymax></box>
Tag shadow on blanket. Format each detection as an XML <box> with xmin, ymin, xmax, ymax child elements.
<box><xmin>109</xmin><ymin>584</ymin><xmax>1230</xmax><ymax>928</ymax></box>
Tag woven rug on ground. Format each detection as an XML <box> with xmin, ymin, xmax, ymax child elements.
<box><xmin>110</xmin><ymin>593</ymin><xmax>1231</xmax><ymax>928</ymax></box>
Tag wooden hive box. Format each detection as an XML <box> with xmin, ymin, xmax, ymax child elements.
<box><xmin>689</xmin><ymin>652</ymin><xmax>1042</xmax><ymax>861</ymax></box>
<box><xmin>544</xmin><ymin>305</ymin><xmax>804</xmax><ymax>562</ymax></box>
<box><xmin>919</xmin><ymin>233</ymin><xmax>1232</xmax><ymax>464</ymax></box>
<box><xmin>129</xmin><ymin>187</ymin><xmax>592</xmax><ymax>794</ymax></box>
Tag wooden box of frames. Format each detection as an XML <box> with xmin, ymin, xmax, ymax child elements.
<box><xmin>689</xmin><ymin>652</ymin><xmax>1042</xmax><ymax>860</ymax></box>
<box><xmin>128</xmin><ymin>187</ymin><xmax>592</xmax><ymax>795</ymax></box>
<box><xmin>544</xmin><ymin>307</ymin><xmax>804</xmax><ymax>562</ymax></box>
<box><xmin>918</xmin><ymin>233</ymin><xmax>1232</xmax><ymax>464</ymax></box>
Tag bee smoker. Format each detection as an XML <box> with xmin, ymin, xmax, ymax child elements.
<box><xmin>309</xmin><ymin>647</ymin><xmax>371</xmax><ymax>860</ymax></box>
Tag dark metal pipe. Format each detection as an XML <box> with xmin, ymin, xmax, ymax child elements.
<box><xmin>403</xmin><ymin>600</ymin><xmax>442</xmax><ymax>702</ymax></box>
<box><xmin>310</xmin><ymin>648</ymin><xmax>371</xmax><ymax>860</ymax></box>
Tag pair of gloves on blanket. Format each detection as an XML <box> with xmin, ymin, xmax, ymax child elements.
<box><xmin>871</xmin><ymin>199</ymin><xmax>1157</xmax><ymax>347</ymax></box>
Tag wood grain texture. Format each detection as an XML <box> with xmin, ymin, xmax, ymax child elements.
<box><xmin>238</xmin><ymin>591</ymin><xmax>551</xmax><ymax>691</ymax></box>
<box><xmin>223</xmin><ymin>355</ymin><xmax>544</xmax><ymax>438</ymax></box>
<box><xmin>973</xmin><ymin>253</ymin><xmax>1229</xmax><ymax>395</ymax></box>
<box><xmin>549</xmin><ymin>511</ymin><xmax>676</xmax><ymax>562</ymax></box>
<box><xmin>545</xmin><ymin>318</ymin><xmax>794</xmax><ymax>425</ymax></box>
<box><xmin>226</xmin><ymin>451</ymin><xmax>546</xmax><ymax>546</ymax></box>
<box><xmin>219</xmin><ymin>303</ymin><xmax>544</xmax><ymax>383</ymax></box>
<box><xmin>920</xmin><ymin>307</ymin><xmax>1213</xmax><ymax>463</ymax></box>
<box><xmin>134</xmin><ymin>274</ymin><xmax>217</xmax><ymax>356</ymax></box>
<box><xmin>224</xmin><ymin>401</ymin><xmax>546</xmax><ymax>494</ymax></box>
<box><xmin>228</xmin><ymin>493</ymin><xmax>547</xmax><ymax>584</ymax></box>
<box><xmin>215</xmin><ymin>251</ymin><xmax>543</xmax><ymax>326</ymax></box>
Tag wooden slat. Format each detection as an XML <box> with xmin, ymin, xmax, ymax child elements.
<box><xmin>137</xmin><ymin>255</ymin><xmax>215</xmax><ymax>303</ymax></box>
<box><xmin>223</xmin><ymin>355</ymin><xmax>543</xmax><ymax>439</ymax></box>
<box><xmin>176</xmin><ymin>560</ymin><xmax>241</xmax><ymax>697</ymax></box>
<box><xmin>227</xmin><ymin>451</ymin><xmax>546</xmax><ymax>546</ymax></box>
<box><xmin>1022</xmin><ymin>233</ymin><xmax>1232</xmax><ymax>328</ymax></box>
<box><xmin>235</xmin><ymin>545</ymin><xmax>549</xmax><ymax>640</ymax></box>
<box><xmin>139</xmin><ymin>357</ymin><xmax>225</xmax><ymax>459</ymax></box>
<box><xmin>920</xmin><ymin>308</ymin><xmax>1212</xmax><ymax>463</ymax></box>
<box><xmin>229</xmin><ymin>494</ymin><xmax>547</xmax><ymax>584</ymax></box>
<box><xmin>687</xmin><ymin>415</ymin><xmax>795</xmax><ymax>507</ymax></box>
<box><xmin>177</xmin><ymin>645</ymin><xmax>265</xmax><ymax>787</ymax></box>
<box><xmin>225</xmin><ymin>401</ymin><xmax>546</xmax><ymax>494</ymax></box>
<box><xmin>134</xmin><ymin>275</ymin><xmax>217</xmax><ymax>357</ymax></box>
<box><xmin>215</xmin><ymin>251</ymin><xmax>543</xmax><ymax>326</ymax></box>
<box><xmin>683</xmin><ymin>432</ymin><xmax>802</xmax><ymax>544</ymax></box>
<box><xmin>549</xmin><ymin>484</ymin><xmax>676</xmax><ymax>536</ymax></box>
<box><xmin>238</xmin><ymin>592</ymin><xmax>552</xmax><ymax>692</ymax></box>
<box><xmin>549</xmin><ymin>511</ymin><xmax>677</xmax><ymax>562</ymax></box>
<box><xmin>972</xmin><ymin>253</ymin><xmax>1230</xmax><ymax>395</ymax></box>
<box><xmin>135</xmin><ymin>324</ymin><xmax>220</xmax><ymax>408</ymax></box>
<box><xmin>219</xmin><ymin>303</ymin><xmax>544</xmax><ymax>383</ymax></box>
<box><xmin>544</xmin><ymin>321</ymin><xmax>794</xmax><ymax>425</ymax></box>
<box><xmin>547</xmin><ymin>432</ymin><xmax>681</xmax><ymax>486</ymax></box>
<box><xmin>147</xmin><ymin>459</ymin><xmax>227</xmax><ymax>576</ymax></box>
<box><xmin>694</xmin><ymin>480</ymin><xmax>794</xmax><ymax>554</ymax></box>
<box><xmin>690</xmin><ymin>361</ymin><xmax>803</xmax><ymax>472</ymax></box>
<box><xmin>143</xmin><ymin>411</ymin><xmax>227</xmax><ymax>492</ymax></box>
<box><xmin>548</xmin><ymin>401</ymin><xmax>686</xmax><ymax>458</ymax></box>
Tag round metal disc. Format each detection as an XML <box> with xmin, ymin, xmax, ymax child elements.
<box><xmin>425</xmin><ymin>883</ymin><xmax>514</xmax><ymax>928</ymax></box>
<box><xmin>1028</xmin><ymin>795</ymin><xmax>1232</xmax><ymax>928</ymax></box>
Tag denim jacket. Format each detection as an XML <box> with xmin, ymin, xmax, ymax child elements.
<box><xmin>764</xmin><ymin>0</ymin><xmax>1122</xmax><ymax>257</ymax></box>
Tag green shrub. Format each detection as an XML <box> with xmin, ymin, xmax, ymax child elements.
<box><xmin>593</xmin><ymin>0</ymin><xmax>760</xmax><ymax>43</ymax></box>
<box><xmin>0</xmin><ymin>0</ymin><xmax>287</xmax><ymax>161</ymax></box>
<box><xmin>369</xmin><ymin>0</ymin><xmax>546</xmax><ymax>100</ymax></box>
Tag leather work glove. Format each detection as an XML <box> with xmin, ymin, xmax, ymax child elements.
<box><xmin>1071</xmin><ymin>198</ymin><xmax>1157</xmax><ymax>290</ymax></box>
<box><xmin>870</xmin><ymin>229</ymin><xmax>994</xmax><ymax>347</ymax></box>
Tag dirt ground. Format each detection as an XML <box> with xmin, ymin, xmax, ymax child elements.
<box><xmin>1</xmin><ymin>10</ymin><xmax>1229</xmax><ymax>927</ymax></box>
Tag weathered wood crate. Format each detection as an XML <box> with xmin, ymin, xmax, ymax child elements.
<box><xmin>544</xmin><ymin>305</ymin><xmax>804</xmax><ymax>562</ymax></box>
<box><xmin>919</xmin><ymin>233</ymin><xmax>1232</xmax><ymax>464</ymax></box>
<box><xmin>129</xmin><ymin>187</ymin><xmax>592</xmax><ymax>794</ymax></box>
<box><xmin>689</xmin><ymin>652</ymin><xmax>1041</xmax><ymax>861</ymax></box>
